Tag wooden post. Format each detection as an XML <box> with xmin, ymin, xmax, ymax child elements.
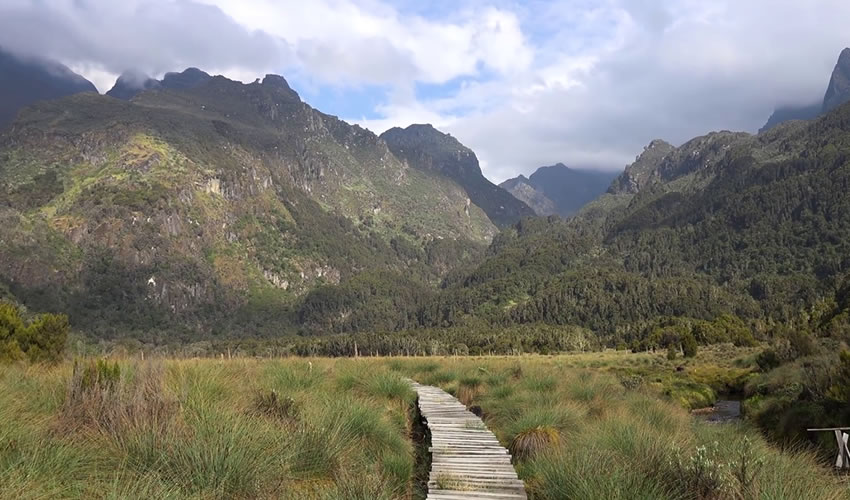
<box><xmin>835</xmin><ymin>430</ymin><xmax>849</xmax><ymax>469</ymax></box>
<box><xmin>807</xmin><ymin>427</ymin><xmax>850</xmax><ymax>469</ymax></box>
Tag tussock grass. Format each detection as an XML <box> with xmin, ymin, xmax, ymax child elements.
<box><xmin>386</xmin><ymin>353</ymin><xmax>847</xmax><ymax>500</ymax></box>
<box><xmin>251</xmin><ymin>389</ymin><xmax>299</xmax><ymax>422</ymax></box>
<box><xmin>509</xmin><ymin>425</ymin><xmax>561</xmax><ymax>460</ymax></box>
<box><xmin>1</xmin><ymin>358</ymin><xmax>416</xmax><ymax>499</ymax></box>
<box><xmin>3</xmin><ymin>351</ymin><xmax>846</xmax><ymax>499</ymax></box>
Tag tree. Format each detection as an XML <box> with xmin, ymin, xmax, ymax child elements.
<box><xmin>682</xmin><ymin>331</ymin><xmax>698</xmax><ymax>358</ymax></box>
<box><xmin>0</xmin><ymin>302</ymin><xmax>68</xmax><ymax>363</ymax></box>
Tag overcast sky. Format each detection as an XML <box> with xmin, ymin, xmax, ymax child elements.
<box><xmin>1</xmin><ymin>0</ymin><xmax>848</xmax><ymax>182</ymax></box>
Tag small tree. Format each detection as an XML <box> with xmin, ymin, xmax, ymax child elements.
<box><xmin>667</xmin><ymin>344</ymin><xmax>678</xmax><ymax>361</ymax></box>
<box><xmin>682</xmin><ymin>332</ymin><xmax>698</xmax><ymax>358</ymax></box>
<box><xmin>0</xmin><ymin>302</ymin><xmax>68</xmax><ymax>363</ymax></box>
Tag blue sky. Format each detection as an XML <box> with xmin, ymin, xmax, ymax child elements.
<box><xmin>2</xmin><ymin>0</ymin><xmax>849</xmax><ymax>182</ymax></box>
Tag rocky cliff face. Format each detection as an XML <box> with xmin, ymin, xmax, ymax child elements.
<box><xmin>381</xmin><ymin>124</ymin><xmax>535</xmax><ymax>226</ymax></box>
<box><xmin>823</xmin><ymin>48</ymin><xmax>850</xmax><ymax>113</ymax></box>
<box><xmin>607</xmin><ymin>132</ymin><xmax>752</xmax><ymax>197</ymax></box>
<box><xmin>499</xmin><ymin>175</ymin><xmax>557</xmax><ymax>216</ymax></box>
<box><xmin>608</xmin><ymin>140</ymin><xmax>676</xmax><ymax>194</ymax></box>
<box><xmin>0</xmin><ymin>74</ymin><xmax>495</xmax><ymax>338</ymax></box>
<box><xmin>0</xmin><ymin>46</ymin><xmax>97</xmax><ymax>129</ymax></box>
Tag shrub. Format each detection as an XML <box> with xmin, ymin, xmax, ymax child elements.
<box><xmin>682</xmin><ymin>332</ymin><xmax>698</xmax><ymax>358</ymax></box>
<box><xmin>788</xmin><ymin>329</ymin><xmax>818</xmax><ymax>358</ymax></box>
<box><xmin>755</xmin><ymin>348</ymin><xmax>781</xmax><ymax>372</ymax></box>
<box><xmin>620</xmin><ymin>375</ymin><xmax>644</xmax><ymax>390</ymax></box>
<box><xmin>667</xmin><ymin>345</ymin><xmax>678</xmax><ymax>361</ymax></box>
<box><xmin>0</xmin><ymin>303</ymin><xmax>68</xmax><ymax>363</ymax></box>
<box><xmin>669</xmin><ymin>442</ymin><xmax>730</xmax><ymax>498</ymax></box>
<box><xmin>827</xmin><ymin>350</ymin><xmax>850</xmax><ymax>403</ymax></box>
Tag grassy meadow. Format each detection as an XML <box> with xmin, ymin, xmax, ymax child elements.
<box><xmin>1</xmin><ymin>348</ymin><xmax>849</xmax><ymax>499</ymax></box>
<box><xmin>0</xmin><ymin>358</ymin><xmax>420</xmax><ymax>499</ymax></box>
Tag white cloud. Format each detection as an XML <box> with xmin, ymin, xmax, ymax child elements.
<box><xmin>356</xmin><ymin>0</ymin><xmax>850</xmax><ymax>182</ymax></box>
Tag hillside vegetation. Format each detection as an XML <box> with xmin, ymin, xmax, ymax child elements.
<box><xmin>0</xmin><ymin>76</ymin><xmax>495</xmax><ymax>340</ymax></box>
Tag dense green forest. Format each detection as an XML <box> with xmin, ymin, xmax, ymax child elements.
<box><xmin>278</xmin><ymin>103</ymin><xmax>850</xmax><ymax>357</ymax></box>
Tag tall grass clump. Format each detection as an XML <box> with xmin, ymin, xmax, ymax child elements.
<box><xmin>56</xmin><ymin>359</ymin><xmax>178</xmax><ymax>442</ymax></box>
<box><xmin>251</xmin><ymin>389</ymin><xmax>299</xmax><ymax>424</ymax></box>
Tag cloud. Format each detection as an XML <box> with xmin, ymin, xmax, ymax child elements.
<box><xmin>0</xmin><ymin>0</ymin><xmax>289</xmax><ymax>91</ymax></box>
<box><xmin>361</xmin><ymin>0</ymin><xmax>850</xmax><ymax>182</ymax></box>
<box><xmin>0</xmin><ymin>0</ymin><xmax>848</xmax><ymax>184</ymax></box>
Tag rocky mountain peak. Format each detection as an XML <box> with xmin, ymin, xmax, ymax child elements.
<box><xmin>106</xmin><ymin>67</ymin><xmax>212</xmax><ymax>101</ymax></box>
<box><xmin>261</xmin><ymin>74</ymin><xmax>300</xmax><ymax>101</ymax></box>
<box><xmin>501</xmin><ymin>163</ymin><xmax>617</xmax><ymax>216</ymax></box>
<box><xmin>381</xmin><ymin>124</ymin><xmax>535</xmax><ymax>226</ymax></box>
<box><xmin>160</xmin><ymin>67</ymin><xmax>211</xmax><ymax>90</ymax></box>
<box><xmin>609</xmin><ymin>139</ymin><xmax>676</xmax><ymax>194</ymax></box>
<box><xmin>823</xmin><ymin>47</ymin><xmax>850</xmax><ymax>113</ymax></box>
<box><xmin>106</xmin><ymin>70</ymin><xmax>161</xmax><ymax>100</ymax></box>
<box><xmin>762</xmin><ymin>47</ymin><xmax>850</xmax><ymax>131</ymax></box>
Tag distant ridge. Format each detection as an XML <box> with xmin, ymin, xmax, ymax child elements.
<box><xmin>500</xmin><ymin>163</ymin><xmax>617</xmax><ymax>217</ymax></box>
<box><xmin>106</xmin><ymin>67</ymin><xmax>213</xmax><ymax>100</ymax></box>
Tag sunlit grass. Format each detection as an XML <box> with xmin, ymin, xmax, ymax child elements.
<box><xmin>2</xmin><ymin>348</ymin><xmax>846</xmax><ymax>499</ymax></box>
<box><xmin>1</xmin><ymin>358</ymin><xmax>416</xmax><ymax>499</ymax></box>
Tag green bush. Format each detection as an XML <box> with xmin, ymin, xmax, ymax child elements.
<box><xmin>755</xmin><ymin>348</ymin><xmax>781</xmax><ymax>372</ymax></box>
<box><xmin>0</xmin><ymin>303</ymin><xmax>68</xmax><ymax>363</ymax></box>
<box><xmin>681</xmin><ymin>332</ymin><xmax>698</xmax><ymax>358</ymax></box>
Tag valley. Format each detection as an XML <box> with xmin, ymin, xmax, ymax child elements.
<box><xmin>1</xmin><ymin>34</ymin><xmax>850</xmax><ymax>499</ymax></box>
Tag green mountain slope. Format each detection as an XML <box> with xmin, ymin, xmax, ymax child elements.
<box><xmin>417</xmin><ymin>102</ymin><xmax>850</xmax><ymax>344</ymax></box>
<box><xmin>381</xmin><ymin>124</ymin><xmax>535</xmax><ymax>226</ymax></box>
<box><xmin>0</xmin><ymin>74</ymin><xmax>495</xmax><ymax>340</ymax></box>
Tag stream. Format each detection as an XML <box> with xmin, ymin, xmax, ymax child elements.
<box><xmin>693</xmin><ymin>399</ymin><xmax>742</xmax><ymax>423</ymax></box>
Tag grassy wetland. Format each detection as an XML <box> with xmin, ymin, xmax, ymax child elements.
<box><xmin>2</xmin><ymin>348</ymin><xmax>849</xmax><ymax>499</ymax></box>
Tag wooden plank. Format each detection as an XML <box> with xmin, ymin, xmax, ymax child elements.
<box><xmin>410</xmin><ymin>380</ymin><xmax>528</xmax><ymax>500</ymax></box>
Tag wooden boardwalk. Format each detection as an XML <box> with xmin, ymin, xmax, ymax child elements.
<box><xmin>411</xmin><ymin>381</ymin><xmax>527</xmax><ymax>500</ymax></box>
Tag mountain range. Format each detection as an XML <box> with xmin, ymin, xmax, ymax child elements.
<box><xmin>0</xmin><ymin>69</ymin><xmax>501</xmax><ymax>339</ymax></box>
<box><xmin>760</xmin><ymin>47</ymin><xmax>850</xmax><ymax>132</ymax></box>
<box><xmin>1</xmin><ymin>46</ymin><xmax>849</xmax><ymax>347</ymax></box>
<box><xmin>415</xmin><ymin>102</ymin><xmax>850</xmax><ymax>342</ymax></box>
<box><xmin>499</xmin><ymin>164</ymin><xmax>617</xmax><ymax>217</ymax></box>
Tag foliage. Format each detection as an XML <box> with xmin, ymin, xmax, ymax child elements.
<box><xmin>251</xmin><ymin>389</ymin><xmax>299</xmax><ymax>423</ymax></box>
<box><xmin>0</xmin><ymin>302</ymin><xmax>68</xmax><ymax>363</ymax></box>
<box><xmin>682</xmin><ymin>332</ymin><xmax>698</xmax><ymax>358</ymax></box>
